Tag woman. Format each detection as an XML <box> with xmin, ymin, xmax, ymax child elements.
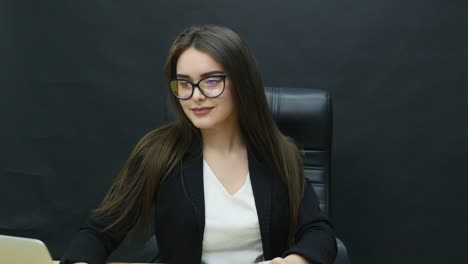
<box><xmin>60</xmin><ymin>25</ymin><xmax>337</xmax><ymax>264</ymax></box>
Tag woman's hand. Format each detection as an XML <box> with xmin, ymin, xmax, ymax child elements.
<box><xmin>258</xmin><ymin>254</ymin><xmax>310</xmax><ymax>264</ymax></box>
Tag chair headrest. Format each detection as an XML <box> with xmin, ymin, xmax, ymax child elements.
<box><xmin>265</xmin><ymin>87</ymin><xmax>332</xmax><ymax>151</ymax></box>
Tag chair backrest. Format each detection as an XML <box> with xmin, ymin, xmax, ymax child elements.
<box><xmin>264</xmin><ymin>87</ymin><xmax>332</xmax><ymax>217</ymax></box>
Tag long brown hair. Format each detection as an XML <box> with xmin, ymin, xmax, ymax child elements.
<box><xmin>95</xmin><ymin>25</ymin><xmax>304</xmax><ymax>244</ymax></box>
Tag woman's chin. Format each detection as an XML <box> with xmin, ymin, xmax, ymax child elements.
<box><xmin>190</xmin><ymin>119</ymin><xmax>215</xmax><ymax>130</ymax></box>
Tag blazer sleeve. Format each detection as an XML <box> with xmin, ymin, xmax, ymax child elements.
<box><xmin>59</xmin><ymin>212</ymin><xmax>132</xmax><ymax>264</ymax></box>
<box><xmin>282</xmin><ymin>178</ymin><xmax>338</xmax><ymax>264</ymax></box>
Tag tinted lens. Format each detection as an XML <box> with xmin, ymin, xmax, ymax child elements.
<box><xmin>170</xmin><ymin>80</ymin><xmax>192</xmax><ymax>99</ymax></box>
<box><xmin>199</xmin><ymin>76</ymin><xmax>224</xmax><ymax>97</ymax></box>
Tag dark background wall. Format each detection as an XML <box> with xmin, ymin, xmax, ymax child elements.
<box><xmin>2</xmin><ymin>0</ymin><xmax>468</xmax><ymax>263</ymax></box>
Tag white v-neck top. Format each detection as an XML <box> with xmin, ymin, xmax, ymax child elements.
<box><xmin>201</xmin><ymin>160</ymin><xmax>264</xmax><ymax>264</ymax></box>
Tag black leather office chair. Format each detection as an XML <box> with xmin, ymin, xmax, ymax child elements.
<box><xmin>265</xmin><ymin>87</ymin><xmax>350</xmax><ymax>264</ymax></box>
<box><xmin>109</xmin><ymin>87</ymin><xmax>350</xmax><ymax>264</ymax></box>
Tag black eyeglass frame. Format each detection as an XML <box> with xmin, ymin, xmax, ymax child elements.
<box><xmin>170</xmin><ymin>75</ymin><xmax>227</xmax><ymax>100</ymax></box>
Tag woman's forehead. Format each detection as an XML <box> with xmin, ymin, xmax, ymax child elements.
<box><xmin>176</xmin><ymin>48</ymin><xmax>224</xmax><ymax>80</ymax></box>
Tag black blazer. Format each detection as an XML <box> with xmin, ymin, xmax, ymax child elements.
<box><xmin>60</xmin><ymin>138</ymin><xmax>337</xmax><ymax>264</ymax></box>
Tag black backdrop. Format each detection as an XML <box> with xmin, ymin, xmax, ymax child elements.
<box><xmin>2</xmin><ymin>0</ymin><xmax>468</xmax><ymax>263</ymax></box>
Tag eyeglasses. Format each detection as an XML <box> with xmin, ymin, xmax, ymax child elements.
<box><xmin>170</xmin><ymin>75</ymin><xmax>227</xmax><ymax>100</ymax></box>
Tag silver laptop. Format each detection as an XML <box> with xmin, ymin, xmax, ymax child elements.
<box><xmin>0</xmin><ymin>235</ymin><xmax>54</xmax><ymax>264</ymax></box>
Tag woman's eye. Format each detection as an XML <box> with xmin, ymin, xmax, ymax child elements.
<box><xmin>178</xmin><ymin>81</ymin><xmax>190</xmax><ymax>88</ymax></box>
<box><xmin>204</xmin><ymin>78</ymin><xmax>221</xmax><ymax>86</ymax></box>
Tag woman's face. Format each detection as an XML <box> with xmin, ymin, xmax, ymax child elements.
<box><xmin>176</xmin><ymin>47</ymin><xmax>237</xmax><ymax>131</ymax></box>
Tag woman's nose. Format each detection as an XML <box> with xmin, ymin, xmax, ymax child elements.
<box><xmin>192</xmin><ymin>86</ymin><xmax>206</xmax><ymax>101</ymax></box>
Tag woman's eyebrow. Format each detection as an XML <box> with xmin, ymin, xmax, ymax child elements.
<box><xmin>176</xmin><ymin>70</ymin><xmax>225</xmax><ymax>79</ymax></box>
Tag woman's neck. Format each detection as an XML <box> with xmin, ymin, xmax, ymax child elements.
<box><xmin>201</xmin><ymin>124</ymin><xmax>245</xmax><ymax>155</ymax></box>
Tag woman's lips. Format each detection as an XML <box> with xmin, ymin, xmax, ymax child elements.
<box><xmin>192</xmin><ymin>107</ymin><xmax>214</xmax><ymax>116</ymax></box>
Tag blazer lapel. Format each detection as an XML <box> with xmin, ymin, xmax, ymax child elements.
<box><xmin>247</xmin><ymin>142</ymin><xmax>273</xmax><ymax>258</ymax></box>
<box><xmin>180</xmin><ymin>137</ymin><xmax>205</xmax><ymax>259</ymax></box>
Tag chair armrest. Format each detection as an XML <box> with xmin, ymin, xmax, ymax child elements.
<box><xmin>333</xmin><ymin>238</ymin><xmax>351</xmax><ymax>264</ymax></box>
